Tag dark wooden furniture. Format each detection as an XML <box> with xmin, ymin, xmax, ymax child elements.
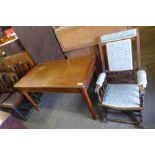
<box><xmin>0</xmin><ymin>72</ymin><xmax>25</xmax><ymax>120</ymax></box>
<box><xmin>13</xmin><ymin>26</ymin><xmax>65</xmax><ymax>63</ymax></box>
<box><xmin>14</xmin><ymin>55</ymin><xmax>97</xmax><ymax>119</ymax></box>
<box><xmin>0</xmin><ymin>52</ymin><xmax>38</xmax><ymax>120</ymax></box>
<box><xmin>96</xmin><ymin>28</ymin><xmax>146</xmax><ymax>127</ymax></box>
<box><xmin>3</xmin><ymin>52</ymin><xmax>35</xmax><ymax>79</ymax></box>
<box><xmin>3</xmin><ymin>52</ymin><xmax>34</xmax><ymax>66</ymax></box>
<box><xmin>3</xmin><ymin>52</ymin><xmax>41</xmax><ymax>101</ymax></box>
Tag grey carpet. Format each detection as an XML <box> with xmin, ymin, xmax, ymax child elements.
<box><xmin>143</xmin><ymin>63</ymin><xmax>155</xmax><ymax>128</ymax></box>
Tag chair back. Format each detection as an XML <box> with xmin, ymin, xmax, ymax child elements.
<box><xmin>99</xmin><ymin>28</ymin><xmax>141</xmax><ymax>72</ymax></box>
<box><xmin>3</xmin><ymin>52</ymin><xmax>35</xmax><ymax>79</ymax></box>
<box><xmin>0</xmin><ymin>72</ymin><xmax>17</xmax><ymax>93</ymax></box>
<box><xmin>106</xmin><ymin>39</ymin><xmax>133</xmax><ymax>71</ymax></box>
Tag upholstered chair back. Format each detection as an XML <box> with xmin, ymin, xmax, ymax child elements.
<box><xmin>106</xmin><ymin>39</ymin><xmax>133</xmax><ymax>71</ymax></box>
<box><xmin>99</xmin><ymin>29</ymin><xmax>140</xmax><ymax>72</ymax></box>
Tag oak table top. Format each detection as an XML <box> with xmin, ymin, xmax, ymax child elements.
<box><xmin>14</xmin><ymin>55</ymin><xmax>96</xmax><ymax>90</ymax></box>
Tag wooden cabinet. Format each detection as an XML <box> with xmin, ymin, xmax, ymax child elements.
<box><xmin>55</xmin><ymin>26</ymin><xmax>129</xmax><ymax>52</ymax></box>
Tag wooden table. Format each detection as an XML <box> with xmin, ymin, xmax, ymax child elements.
<box><xmin>14</xmin><ymin>56</ymin><xmax>97</xmax><ymax>119</ymax></box>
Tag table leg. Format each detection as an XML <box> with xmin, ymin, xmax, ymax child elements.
<box><xmin>80</xmin><ymin>88</ymin><xmax>96</xmax><ymax>120</ymax></box>
<box><xmin>22</xmin><ymin>91</ymin><xmax>40</xmax><ymax>111</ymax></box>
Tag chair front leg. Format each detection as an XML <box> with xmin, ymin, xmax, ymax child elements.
<box><xmin>139</xmin><ymin>111</ymin><xmax>144</xmax><ymax>128</ymax></box>
<box><xmin>95</xmin><ymin>84</ymin><xmax>105</xmax><ymax>104</ymax></box>
<box><xmin>103</xmin><ymin>107</ymin><xmax>107</xmax><ymax>123</ymax></box>
<box><xmin>139</xmin><ymin>85</ymin><xmax>145</xmax><ymax>107</ymax></box>
<box><xmin>139</xmin><ymin>85</ymin><xmax>145</xmax><ymax>128</ymax></box>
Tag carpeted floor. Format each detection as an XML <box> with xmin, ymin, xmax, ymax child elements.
<box><xmin>143</xmin><ymin>63</ymin><xmax>155</xmax><ymax>128</ymax></box>
<box><xmin>21</xmin><ymin>27</ymin><xmax>155</xmax><ymax>129</ymax></box>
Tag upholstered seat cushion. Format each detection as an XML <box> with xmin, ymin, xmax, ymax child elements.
<box><xmin>102</xmin><ymin>84</ymin><xmax>141</xmax><ymax>109</ymax></box>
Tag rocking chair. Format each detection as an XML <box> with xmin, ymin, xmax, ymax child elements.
<box><xmin>95</xmin><ymin>28</ymin><xmax>147</xmax><ymax>128</ymax></box>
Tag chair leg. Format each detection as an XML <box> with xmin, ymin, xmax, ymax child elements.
<box><xmin>13</xmin><ymin>108</ymin><xmax>27</xmax><ymax>121</ymax></box>
<box><xmin>31</xmin><ymin>93</ymin><xmax>42</xmax><ymax>102</ymax></box>
<box><xmin>97</xmin><ymin>105</ymin><xmax>103</xmax><ymax>120</ymax></box>
<box><xmin>103</xmin><ymin>107</ymin><xmax>107</xmax><ymax>123</ymax></box>
<box><xmin>139</xmin><ymin>111</ymin><xmax>144</xmax><ymax>129</ymax></box>
<box><xmin>0</xmin><ymin>106</ymin><xmax>27</xmax><ymax>120</ymax></box>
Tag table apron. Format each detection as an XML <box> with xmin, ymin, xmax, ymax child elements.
<box><xmin>17</xmin><ymin>87</ymin><xmax>81</xmax><ymax>93</ymax></box>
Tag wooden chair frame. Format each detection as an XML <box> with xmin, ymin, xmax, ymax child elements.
<box><xmin>3</xmin><ymin>52</ymin><xmax>35</xmax><ymax>79</ymax></box>
<box><xmin>96</xmin><ymin>28</ymin><xmax>145</xmax><ymax>128</ymax></box>
<box><xmin>3</xmin><ymin>52</ymin><xmax>41</xmax><ymax>102</ymax></box>
<box><xmin>0</xmin><ymin>52</ymin><xmax>40</xmax><ymax>120</ymax></box>
<box><xmin>0</xmin><ymin>72</ymin><xmax>26</xmax><ymax>120</ymax></box>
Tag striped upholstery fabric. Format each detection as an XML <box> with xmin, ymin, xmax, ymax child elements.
<box><xmin>102</xmin><ymin>84</ymin><xmax>140</xmax><ymax>108</ymax></box>
<box><xmin>106</xmin><ymin>39</ymin><xmax>133</xmax><ymax>71</ymax></box>
<box><xmin>100</xmin><ymin>29</ymin><xmax>137</xmax><ymax>44</ymax></box>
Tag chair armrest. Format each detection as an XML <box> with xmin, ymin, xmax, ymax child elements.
<box><xmin>95</xmin><ymin>72</ymin><xmax>106</xmax><ymax>93</ymax></box>
<box><xmin>137</xmin><ymin>70</ymin><xmax>147</xmax><ymax>88</ymax></box>
<box><xmin>96</xmin><ymin>72</ymin><xmax>106</xmax><ymax>87</ymax></box>
<box><xmin>95</xmin><ymin>73</ymin><xmax>106</xmax><ymax>103</ymax></box>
